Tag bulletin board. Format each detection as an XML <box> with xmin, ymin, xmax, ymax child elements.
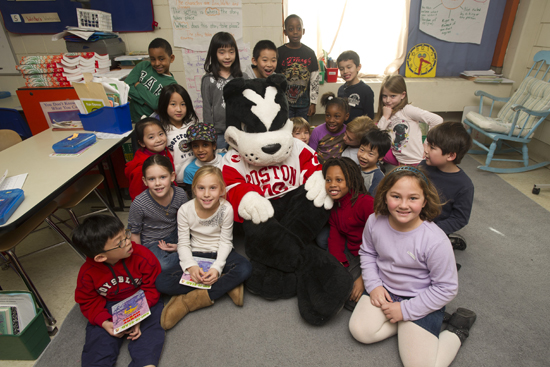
<box><xmin>0</xmin><ymin>0</ymin><xmax>155</xmax><ymax>34</ymax></box>
<box><xmin>399</xmin><ymin>0</ymin><xmax>507</xmax><ymax>77</ymax></box>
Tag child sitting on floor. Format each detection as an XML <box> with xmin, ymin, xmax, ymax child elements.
<box><xmin>156</xmin><ymin>166</ymin><xmax>252</xmax><ymax>330</ymax></box>
<box><xmin>420</xmin><ymin>121</ymin><xmax>474</xmax><ymax>251</ymax></box>
<box><xmin>182</xmin><ymin>123</ymin><xmax>226</xmax><ymax>197</ymax></box>
<box><xmin>125</xmin><ymin>117</ymin><xmax>175</xmax><ymax>201</ymax></box>
<box><xmin>357</xmin><ymin>128</ymin><xmax>392</xmax><ymax>197</ymax></box>
<box><xmin>342</xmin><ymin>115</ymin><xmax>376</xmax><ymax>165</ymax></box>
<box><xmin>73</xmin><ymin>215</ymin><xmax>164</xmax><ymax>367</ymax></box>
<box><xmin>322</xmin><ymin>157</ymin><xmax>374</xmax><ymax>311</ymax></box>
<box><xmin>309</xmin><ymin>92</ymin><xmax>349</xmax><ymax>164</ymax></box>
<box><xmin>291</xmin><ymin>116</ymin><xmax>311</xmax><ymax>145</ymax></box>
<box><xmin>128</xmin><ymin>155</ymin><xmax>188</xmax><ymax>271</ymax></box>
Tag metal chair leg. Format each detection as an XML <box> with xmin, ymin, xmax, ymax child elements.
<box><xmin>3</xmin><ymin>250</ymin><xmax>57</xmax><ymax>326</ymax></box>
<box><xmin>44</xmin><ymin>217</ymin><xmax>86</xmax><ymax>260</ymax></box>
<box><xmin>93</xmin><ymin>188</ymin><xmax>120</xmax><ymax>219</ymax></box>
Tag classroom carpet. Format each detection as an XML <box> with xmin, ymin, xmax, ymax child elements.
<box><xmin>34</xmin><ymin>155</ymin><xmax>550</xmax><ymax>367</ymax></box>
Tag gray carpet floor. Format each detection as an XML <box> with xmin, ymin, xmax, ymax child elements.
<box><xmin>34</xmin><ymin>155</ymin><xmax>550</xmax><ymax>367</ymax></box>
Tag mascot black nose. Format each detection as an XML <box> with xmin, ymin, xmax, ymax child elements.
<box><xmin>261</xmin><ymin>144</ymin><xmax>281</xmax><ymax>155</ymax></box>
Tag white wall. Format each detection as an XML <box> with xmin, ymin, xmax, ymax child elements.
<box><xmin>0</xmin><ymin>0</ymin><xmax>283</xmax><ymax>94</ymax></box>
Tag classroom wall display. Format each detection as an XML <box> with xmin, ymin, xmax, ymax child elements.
<box><xmin>420</xmin><ymin>0</ymin><xmax>490</xmax><ymax>44</ymax></box>
<box><xmin>399</xmin><ymin>0</ymin><xmax>505</xmax><ymax>77</ymax></box>
<box><xmin>0</xmin><ymin>0</ymin><xmax>155</xmax><ymax>34</ymax></box>
<box><xmin>168</xmin><ymin>0</ymin><xmax>243</xmax><ymax>51</ymax></box>
<box><xmin>0</xmin><ymin>21</ymin><xmax>17</xmax><ymax>75</ymax></box>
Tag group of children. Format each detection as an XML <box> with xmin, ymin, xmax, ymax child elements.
<box><xmin>72</xmin><ymin>13</ymin><xmax>477</xmax><ymax>367</ymax></box>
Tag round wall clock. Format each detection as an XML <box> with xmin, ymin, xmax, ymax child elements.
<box><xmin>405</xmin><ymin>43</ymin><xmax>437</xmax><ymax>78</ymax></box>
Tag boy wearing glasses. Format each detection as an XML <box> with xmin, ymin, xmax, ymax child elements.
<box><xmin>73</xmin><ymin>215</ymin><xmax>164</xmax><ymax>367</ymax></box>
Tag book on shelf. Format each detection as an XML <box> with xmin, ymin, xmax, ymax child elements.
<box><xmin>111</xmin><ymin>290</ymin><xmax>151</xmax><ymax>334</ymax></box>
<box><xmin>179</xmin><ymin>257</ymin><xmax>215</xmax><ymax>289</ymax></box>
<box><xmin>39</xmin><ymin>100</ymin><xmax>82</xmax><ymax>129</ymax></box>
<box><xmin>0</xmin><ymin>306</ymin><xmax>20</xmax><ymax>335</ymax></box>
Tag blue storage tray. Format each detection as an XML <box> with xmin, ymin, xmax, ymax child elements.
<box><xmin>52</xmin><ymin>133</ymin><xmax>96</xmax><ymax>154</ymax></box>
<box><xmin>0</xmin><ymin>189</ymin><xmax>25</xmax><ymax>225</ymax></box>
<box><xmin>79</xmin><ymin>103</ymin><xmax>132</xmax><ymax>135</ymax></box>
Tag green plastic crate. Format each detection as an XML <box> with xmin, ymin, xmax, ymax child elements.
<box><xmin>0</xmin><ymin>292</ymin><xmax>51</xmax><ymax>360</ymax></box>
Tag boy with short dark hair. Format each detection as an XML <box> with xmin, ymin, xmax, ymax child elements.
<box><xmin>244</xmin><ymin>40</ymin><xmax>278</xmax><ymax>79</ymax></box>
<box><xmin>276</xmin><ymin>14</ymin><xmax>319</xmax><ymax>121</ymax></box>
<box><xmin>73</xmin><ymin>215</ymin><xmax>164</xmax><ymax>367</ymax></box>
<box><xmin>357</xmin><ymin>128</ymin><xmax>391</xmax><ymax>197</ymax></box>
<box><xmin>125</xmin><ymin>38</ymin><xmax>177</xmax><ymax>122</ymax></box>
<box><xmin>420</xmin><ymin>121</ymin><xmax>474</xmax><ymax>250</ymax></box>
<box><xmin>337</xmin><ymin>50</ymin><xmax>374</xmax><ymax>123</ymax></box>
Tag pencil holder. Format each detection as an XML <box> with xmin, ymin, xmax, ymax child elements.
<box><xmin>79</xmin><ymin>103</ymin><xmax>132</xmax><ymax>134</ymax></box>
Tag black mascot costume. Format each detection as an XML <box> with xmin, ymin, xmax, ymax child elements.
<box><xmin>221</xmin><ymin>74</ymin><xmax>353</xmax><ymax>325</ymax></box>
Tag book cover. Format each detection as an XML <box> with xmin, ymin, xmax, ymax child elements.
<box><xmin>179</xmin><ymin>257</ymin><xmax>215</xmax><ymax>289</ymax></box>
<box><xmin>39</xmin><ymin>100</ymin><xmax>82</xmax><ymax>128</ymax></box>
<box><xmin>81</xmin><ymin>99</ymin><xmax>106</xmax><ymax>113</ymax></box>
<box><xmin>111</xmin><ymin>290</ymin><xmax>151</xmax><ymax>334</ymax></box>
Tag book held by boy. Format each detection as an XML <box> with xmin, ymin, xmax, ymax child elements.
<box><xmin>112</xmin><ymin>290</ymin><xmax>151</xmax><ymax>334</ymax></box>
<box><xmin>179</xmin><ymin>257</ymin><xmax>215</xmax><ymax>289</ymax></box>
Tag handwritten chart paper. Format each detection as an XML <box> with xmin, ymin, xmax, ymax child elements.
<box><xmin>419</xmin><ymin>0</ymin><xmax>490</xmax><ymax>44</ymax></box>
<box><xmin>182</xmin><ymin>44</ymin><xmax>250</xmax><ymax>121</ymax></box>
<box><xmin>169</xmin><ymin>0</ymin><xmax>243</xmax><ymax>51</ymax></box>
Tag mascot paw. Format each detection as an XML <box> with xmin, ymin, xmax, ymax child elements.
<box><xmin>296</xmin><ymin>246</ymin><xmax>353</xmax><ymax>326</ymax></box>
<box><xmin>238</xmin><ymin>192</ymin><xmax>275</xmax><ymax>224</ymax></box>
<box><xmin>305</xmin><ymin>171</ymin><xmax>333</xmax><ymax>210</ymax></box>
<box><xmin>245</xmin><ymin>261</ymin><xmax>297</xmax><ymax>300</ymax></box>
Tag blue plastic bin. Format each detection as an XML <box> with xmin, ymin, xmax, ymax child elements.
<box><xmin>79</xmin><ymin>103</ymin><xmax>132</xmax><ymax>134</ymax></box>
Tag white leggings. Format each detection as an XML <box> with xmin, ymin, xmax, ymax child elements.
<box><xmin>349</xmin><ymin>295</ymin><xmax>461</xmax><ymax>367</ymax></box>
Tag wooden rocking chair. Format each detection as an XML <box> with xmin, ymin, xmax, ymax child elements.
<box><xmin>463</xmin><ymin>50</ymin><xmax>550</xmax><ymax>173</ymax></box>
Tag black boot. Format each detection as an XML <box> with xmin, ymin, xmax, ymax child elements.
<box><xmin>446</xmin><ymin>308</ymin><xmax>477</xmax><ymax>344</ymax></box>
<box><xmin>449</xmin><ymin>233</ymin><xmax>467</xmax><ymax>251</ymax></box>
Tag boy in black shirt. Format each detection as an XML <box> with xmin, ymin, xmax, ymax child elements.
<box><xmin>337</xmin><ymin>50</ymin><xmax>374</xmax><ymax>123</ymax></box>
<box><xmin>276</xmin><ymin>14</ymin><xmax>319</xmax><ymax>121</ymax></box>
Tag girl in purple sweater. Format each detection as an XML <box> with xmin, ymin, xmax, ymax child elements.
<box><xmin>323</xmin><ymin>157</ymin><xmax>374</xmax><ymax>311</ymax></box>
<box><xmin>349</xmin><ymin>166</ymin><xmax>476</xmax><ymax>366</ymax></box>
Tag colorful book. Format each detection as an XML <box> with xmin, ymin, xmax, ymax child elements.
<box><xmin>179</xmin><ymin>257</ymin><xmax>215</xmax><ymax>289</ymax></box>
<box><xmin>111</xmin><ymin>290</ymin><xmax>151</xmax><ymax>335</ymax></box>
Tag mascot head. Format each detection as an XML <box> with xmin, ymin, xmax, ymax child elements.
<box><xmin>223</xmin><ymin>74</ymin><xmax>294</xmax><ymax>167</ymax></box>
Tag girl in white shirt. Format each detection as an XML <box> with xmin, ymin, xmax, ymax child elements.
<box><xmin>157</xmin><ymin>166</ymin><xmax>252</xmax><ymax>330</ymax></box>
<box><xmin>375</xmin><ymin>75</ymin><xmax>443</xmax><ymax>165</ymax></box>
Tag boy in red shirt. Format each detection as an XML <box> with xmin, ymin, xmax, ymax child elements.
<box><xmin>73</xmin><ymin>215</ymin><xmax>164</xmax><ymax>367</ymax></box>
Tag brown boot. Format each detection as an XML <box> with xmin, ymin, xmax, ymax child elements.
<box><xmin>160</xmin><ymin>289</ymin><xmax>214</xmax><ymax>330</ymax></box>
<box><xmin>227</xmin><ymin>284</ymin><xmax>244</xmax><ymax>306</ymax></box>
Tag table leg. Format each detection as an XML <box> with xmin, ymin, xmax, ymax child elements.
<box><xmin>107</xmin><ymin>155</ymin><xmax>125</xmax><ymax>210</ymax></box>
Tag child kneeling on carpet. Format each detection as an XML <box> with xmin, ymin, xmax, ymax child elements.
<box><xmin>419</xmin><ymin>121</ymin><xmax>474</xmax><ymax>251</ymax></box>
<box><xmin>349</xmin><ymin>166</ymin><xmax>476</xmax><ymax>366</ymax></box>
<box><xmin>322</xmin><ymin>157</ymin><xmax>374</xmax><ymax>311</ymax></box>
<box><xmin>156</xmin><ymin>166</ymin><xmax>252</xmax><ymax>330</ymax></box>
<box><xmin>73</xmin><ymin>215</ymin><xmax>164</xmax><ymax>367</ymax></box>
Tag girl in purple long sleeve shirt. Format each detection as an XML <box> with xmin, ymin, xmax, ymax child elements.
<box><xmin>349</xmin><ymin>166</ymin><xmax>476</xmax><ymax>367</ymax></box>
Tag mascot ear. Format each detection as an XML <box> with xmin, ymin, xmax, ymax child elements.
<box><xmin>223</xmin><ymin>77</ymin><xmax>246</xmax><ymax>102</ymax></box>
<box><xmin>267</xmin><ymin>73</ymin><xmax>287</xmax><ymax>91</ymax></box>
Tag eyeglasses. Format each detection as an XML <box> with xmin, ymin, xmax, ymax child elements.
<box><xmin>104</xmin><ymin>229</ymin><xmax>132</xmax><ymax>253</ymax></box>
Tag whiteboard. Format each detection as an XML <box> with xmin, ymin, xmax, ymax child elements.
<box><xmin>0</xmin><ymin>21</ymin><xmax>18</xmax><ymax>75</ymax></box>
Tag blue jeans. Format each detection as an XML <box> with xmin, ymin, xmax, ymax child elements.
<box><xmin>155</xmin><ymin>250</ymin><xmax>252</xmax><ymax>300</ymax></box>
<box><xmin>143</xmin><ymin>229</ymin><xmax>179</xmax><ymax>272</ymax></box>
<box><xmin>289</xmin><ymin>106</ymin><xmax>310</xmax><ymax>121</ymax></box>
<box><xmin>82</xmin><ymin>301</ymin><xmax>164</xmax><ymax>367</ymax></box>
